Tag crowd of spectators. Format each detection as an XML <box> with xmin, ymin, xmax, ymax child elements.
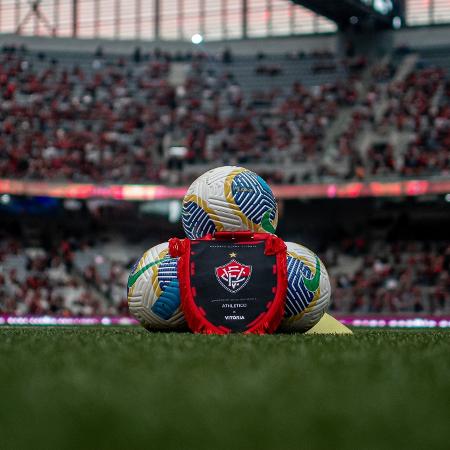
<box><xmin>0</xmin><ymin>235</ymin><xmax>128</xmax><ymax>317</ymax></box>
<box><xmin>0</xmin><ymin>44</ymin><xmax>448</xmax><ymax>185</ymax></box>
<box><xmin>392</xmin><ymin>71</ymin><xmax>450</xmax><ymax>177</ymax></box>
<box><xmin>1</xmin><ymin>231</ymin><xmax>448</xmax><ymax>317</ymax></box>
<box><xmin>254</xmin><ymin>63</ymin><xmax>283</xmax><ymax>77</ymax></box>
<box><xmin>331</xmin><ymin>67</ymin><xmax>450</xmax><ymax>180</ymax></box>
<box><xmin>363</xmin><ymin>67</ymin><xmax>450</xmax><ymax>177</ymax></box>
<box><xmin>325</xmin><ymin>239</ymin><xmax>450</xmax><ymax>315</ymax></box>
<box><xmin>79</xmin><ymin>252</ymin><xmax>129</xmax><ymax>315</ymax></box>
<box><xmin>0</xmin><ymin>47</ymin><xmax>171</xmax><ymax>183</ymax></box>
<box><xmin>0</xmin><ymin>45</ymin><xmax>357</xmax><ymax>184</ymax></box>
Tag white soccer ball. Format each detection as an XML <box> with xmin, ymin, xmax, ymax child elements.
<box><xmin>279</xmin><ymin>242</ymin><xmax>331</xmax><ymax>333</ymax></box>
<box><xmin>127</xmin><ymin>242</ymin><xmax>185</xmax><ymax>330</ymax></box>
<box><xmin>182</xmin><ymin>166</ymin><xmax>278</xmax><ymax>239</ymax></box>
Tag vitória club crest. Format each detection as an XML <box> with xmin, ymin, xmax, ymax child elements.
<box><xmin>215</xmin><ymin>259</ymin><xmax>252</xmax><ymax>294</ymax></box>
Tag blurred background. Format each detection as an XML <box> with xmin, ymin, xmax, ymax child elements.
<box><xmin>0</xmin><ymin>0</ymin><xmax>448</xmax><ymax>325</ymax></box>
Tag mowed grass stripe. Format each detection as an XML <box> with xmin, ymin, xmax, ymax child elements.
<box><xmin>0</xmin><ymin>327</ymin><xmax>449</xmax><ymax>450</ymax></box>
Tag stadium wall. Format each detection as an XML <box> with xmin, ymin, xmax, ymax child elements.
<box><xmin>0</xmin><ymin>32</ymin><xmax>337</xmax><ymax>55</ymax></box>
<box><xmin>392</xmin><ymin>24</ymin><xmax>450</xmax><ymax>48</ymax></box>
<box><xmin>1</xmin><ymin>25</ymin><xmax>450</xmax><ymax>56</ymax></box>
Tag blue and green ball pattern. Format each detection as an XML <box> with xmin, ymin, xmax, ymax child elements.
<box><xmin>151</xmin><ymin>257</ymin><xmax>181</xmax><ymax>321</ymax></box>
<box><xmin>231</xmin><ymin>172</ymin><xmax>277</xmax><ymax>230</ymax></box>
<box><xmin>182</xmin><ymin>201</ymin><xmax>216</xmax><ymax>240</ymax></box>
<box><xmin>285</xmin><ymin>255</ymin><xmax>316</xmax><ymax>317</ymax></box>
<box><xmin>182</xmin><ymin>168</ymin><xmax>277</xmax><ymax>239</ymax></box>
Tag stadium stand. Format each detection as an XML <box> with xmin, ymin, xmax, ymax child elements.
<box><xmin>0</xmin><ymin>234</ymin><xmax>129</xmax><ymax>316</ymax></box>
<box><xmin>319</xmin><ymin>59</ymin><xmax>450</xmax><ymax>180</ymax></box>
<box><xmin>1</xmin><ymin>231</ymin><xmax>448</xmax><ymax>317</ymax></box>
<box><xmin>325</xmin><ymin>239</ymin><xmax>450</xmax><ymax>315</ymax></box>
<box><xmin>1</xmin><ymin>44</ymin><xmax>447</xmax><ymax>185</ymax></box>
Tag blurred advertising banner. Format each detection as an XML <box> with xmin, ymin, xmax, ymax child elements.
<box><xmin>1</xmin><ymin>315</ymin><xmax>449</xmax><ymax>328</ymax></box>
<box><xmin>0</xmin><ymin>178</ymin><xmax>449</xmax><ymax>201</ymax></box>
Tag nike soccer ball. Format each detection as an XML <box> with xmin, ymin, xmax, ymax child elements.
<box><xmin>279</xmin><ymin>242</ymin><xmax>331</xmax><ymax>333</ymax></box>
<box><xmin>182</xmin><ymin>166</ymin><xmax>278</xmax><ymax>239</ymax></box>
<box><xmin>127</xmin><ymin>242</ymin><xmax>185</xmax><ymax>330</ymax></box>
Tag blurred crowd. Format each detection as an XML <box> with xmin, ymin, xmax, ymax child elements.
<box><xmin>0</xmin><ymin>45</ymin><xmax>360</xmax><ymax>185</ymax></box>
<box><xmin>1</xmin><ymin>234</ymin><xmax>448</xmax><ymax>317</ymax></box>
<box><xmin>0</xmin><ymin>236</ymin><xmax>128</xmax><ymax>317</ymax></box>
<box><xmin>329</xmin><ymin>67</ymin><xmax>450</xmax><ymax>180</ymax></box>
<box><xmin>4</xmin><ymin>44</ymin><xmax>448</xmax><ymax>185</ymax></box>
<box><xmin>325</xmin><ymin>239</ymin><xmax>450</xmax><ymax>315</ymax></box>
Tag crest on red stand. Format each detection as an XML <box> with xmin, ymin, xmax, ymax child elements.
<box><xmin>215</xmin><ymin>259</ymin><xmax>252</xmax><ymax>293</ymax></box>
<box><xmin>169</xmin><ymin>232</ymin><xmax>288</xmax><ymax>335</ymax></box>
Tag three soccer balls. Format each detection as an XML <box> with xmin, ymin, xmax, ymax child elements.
<box><xmin>127</xmin><ymin>166</ymin><xmax>331</xmax><ymax>333</ymax></box>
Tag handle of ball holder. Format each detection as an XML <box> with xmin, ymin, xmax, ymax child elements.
<box><xmin>213</xmin><ymin>231</ymin><xmax>254</xmax><ymax>241</ymax></box>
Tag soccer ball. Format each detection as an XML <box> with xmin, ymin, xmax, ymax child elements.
<box><xmin>279</xmin><ymin>242</ymin><xmax>331</xmax><ymax>333</ymax></box>
<box><xmin>182</xmin><ymin>166</ymin><xmax>278</xmax><ymax>239</ymax></box>
<box><xmin>127</xmin><ymin>242</ymin><xmax>185</xmax><ymax>330</ymax></box>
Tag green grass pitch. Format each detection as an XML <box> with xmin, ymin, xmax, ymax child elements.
<box><xmin>0</xmin><ymin>327</ymin><xmax>449</xmax><ymax>450</ymax></box>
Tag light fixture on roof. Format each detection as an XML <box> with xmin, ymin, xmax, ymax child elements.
<box><xmin>191</xmin><ymin>34</ymin><xmax>203</xmax><ymax>45</ymax></box>
<box><xmin>392</xmin><ymin>16</ymin><xmax>402</xmax><ymax>29</ymax></box>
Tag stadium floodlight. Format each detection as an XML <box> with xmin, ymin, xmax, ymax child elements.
<box><xmin>392</xmin><ymin>16</ymin><xmax>401</xmax><ymax>29</ymax></box>
<box><xmin>191</xmin><ymin>34</ymin><xmax>203</xmax><ymax>44</ymax></box>
<box><xmin>0</xmin><ymin>194</ymin><xmax>10</xmax><ymax>205</ymax></box>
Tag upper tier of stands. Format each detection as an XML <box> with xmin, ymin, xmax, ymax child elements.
<box><xmin>0</xmin><ymin>44</ymin><xmax>449</xmax><ymax>184</ymax></box>
<box><xmin>23</xmin><ymin>48</ymin><xmax>349</xmax><ymax>90</ymax></box>
<box><xmin>418</xmin><ymin>46</ymin><xmax>450</xmax><ymax>76</ymax></box>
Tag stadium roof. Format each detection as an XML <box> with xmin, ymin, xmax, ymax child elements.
<box><xmin>293</xmin><ymin>0</ymin><xmax>400</xmax><ymax>29</ymax></box>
